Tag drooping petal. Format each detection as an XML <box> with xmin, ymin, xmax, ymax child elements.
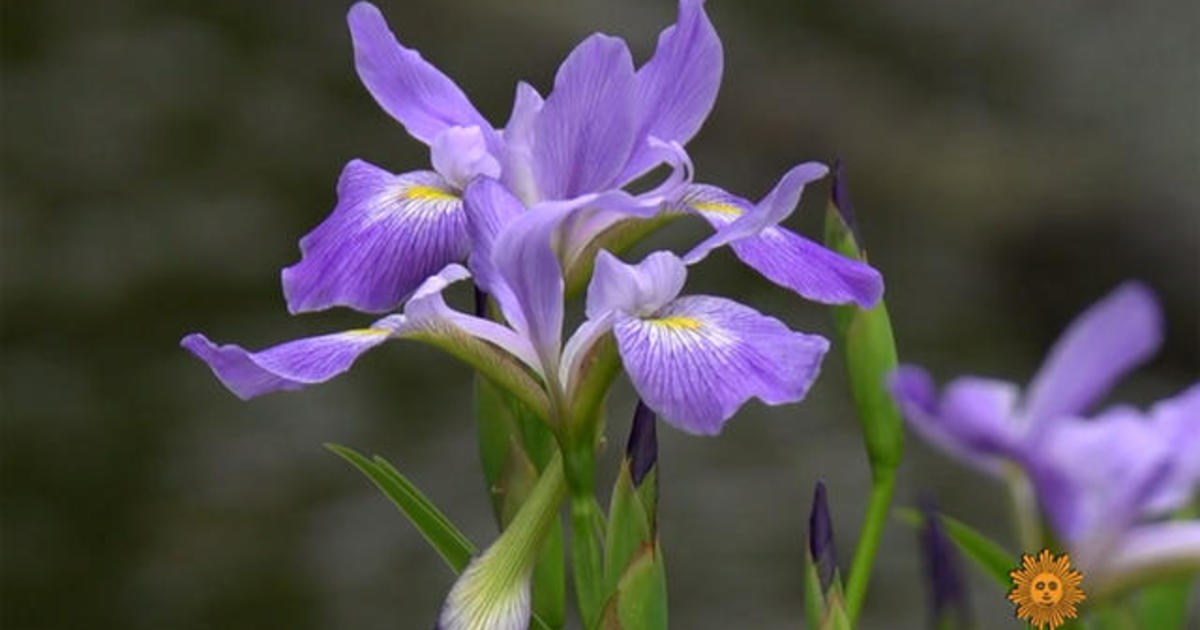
<box><xmin>620</xmin><ymin>0</ymin><xmax>722</xmax><ymax>182</ymax></box>
<box><xmin>430</xmin><ymin>125</ymin><xmax>501</xmax><ymax>190</ymax></box>
<box><xmin>1023</xmin><ymin>281</ymin><xmax>1163</xmax><ymax>425</ymax></box>
<box><xmin>682</xmin><ymin>162</ymin><xmax>829</xmax><ymax>264</ymax></box>
<box><xmin>614</xmin><ymin>295</ymin><xmax>829</xmax><ymax>435</ymax></box>
<box><xmin>282</xmin><ymin>160</ymin><xmax>467</xmax><ymax>314</ymax></box>
<box><xmin>888</xmin><ymin>366</ymin><xmax>1022</xmax><ymax>475</ymax></box>
<box><xmin>685</xmin><ymin>185</ymin><xmax>882</xmax><ymax>307</ymax></box>
<box><xmin>347</xmin><ymin>2</ymin><xmax>493</xmax><ymax>145</ymax></box>
<box><xmin>180</xmin><ymin>317</ymin><xmax>403</xmax><ymax>400</ymax></box>
<box><xmin>532</xmin><ymin>34</ymin><xmax>637</xmax><ymax>199</ymax></box>
<box><xmin>586</xmin><ymin>250</ymin><xmax>686</xmax><ymax>319</ymax></box>
<box><xmin>499</xmin><ymin>82</ymin><xmax>544</xmax><ymax>206</ymax></box>
<box><xmin>1099</xmin><ymin>522</ymin><xmax>1200</xmax><ymax>591</ymax></box>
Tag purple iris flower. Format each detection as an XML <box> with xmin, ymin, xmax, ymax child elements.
<box><xmin>889</xmin><ymin>282</ymin><xmax>1200</xmax><ymax>590</ymax></box>
<box><xmin>280</xmin><ymin>0</ymin><xmax>720</xmax><ymax>315</ymax></box>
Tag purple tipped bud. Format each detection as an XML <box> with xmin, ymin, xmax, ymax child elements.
<box><xmin>920</xmin><ymin>497</ymin><xmax>972</xmax><ymax>629</ymax></box>
<box><xmin>808</xmin><ymin>481</ymin><xmax>837</xmax><ymax>592</ymax></box>
<box><xmin>626</xmin><ymin>399</ymin><xmax>658</xmax><ymax>487</ymax></box>
<box><xmin>831</xmin><ymin>159</ymin><xmax>863</xmax><ymax>244</ymax></box>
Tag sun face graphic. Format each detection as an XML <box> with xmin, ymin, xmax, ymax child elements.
<box><xmin>1008</xmin><ymin>549</ymin><xmax>1086</xmax><ymax>629</ymax></box>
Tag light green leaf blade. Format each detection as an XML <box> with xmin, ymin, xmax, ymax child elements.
<box><xmin>1134</xmin><ymin>574</ymin><xmax>1194</xmax><ymax>630</ymax></box>
<box><xmin>326</xmin><ymin>443</ymin><xmax>476</xmax><ymax>572</ymax></box>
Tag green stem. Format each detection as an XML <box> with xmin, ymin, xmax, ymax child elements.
<box><xmin>843</xmin><ymin>471</ymin><xmax>896</xmax><ymax>625</ymax></box>
<box><xmin>1005</xmin><ymin>465</ymin><xmax>1042</xmax><ymax>553</ymax></box>
<box><xmin>571</xmin><ymin>494</ymin><xmax>606</xmax><ymax>628</ymax></box>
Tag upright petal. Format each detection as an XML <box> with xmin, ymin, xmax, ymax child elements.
<box><xmin>621</xmin><ymin>0</ymin><xmax>723</xmax><ymax>182</ymax></box>
<box><xmin>348</xmin><ymin>2</ymin><xmax>492</xmax><ymax>144</ymax></box>
<box><xmin>585</xmin><ymin>250</ymin><xmax>686</xmax><ymax>319</ymax></box>
<box><xmin>532</xmin><ymin>34</ymin><xmax>637</xmax><ymax>199</ymax></box>
<box><xmin>490</xmin><ymin>204</ymin><xmax>572</xmax><ymax>372</ymax></box>
<box><xmin>500</xmin><ymin>82</ymin><xmax>544</xmax><ymax>206</ymax></box>
<box><xmin>1023</xmin><ymin>282</ymin><xmax>1163</xmax><ymax>425</ymax></box>
<box><xmin>430</xmin><ymin>125</ymin><xmax>501</xmax><ymax>190</ymax></box>
<box><xmin>888</xmin><ymin>366</ymin><xmax>1022</xmax><ymax>475</ymax></box>
<box><xmin>282</xmin><ymin>160</ymin><xmax>467</xmax><ymax>314</ymax></box>
<box><xmin>682</xmin><ymin>162</ymin><xmax>829</xmax><ymax>264</ymax></box>
<box><xmin>462</xmin><ymin>178</ymin><xmax>527</xmax><ymax>328</ymax></box>
<box><xmin>180</xmin><ymin>316</ymin><xmax>402</xmax><ymax>400</ymax></box>
<box><xmin>614</xmin><ymin>295</ymin><xmax>829</xmax><ymax>435</ymax></box>
<box><xmin>685</xmin><ymin>185</ymin><xmax>882</xmax><ymax>307</ymax></box>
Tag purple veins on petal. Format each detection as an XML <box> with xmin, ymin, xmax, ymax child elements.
<box><xmin>532</xmin><ymin>33</ymin><xmax>638</xmax><ymax>200</ymax></box>
<box><xmin>180</xmin><ymin>317</ymin><xmax>402</xmax><ymax>400</ymax></box>
<box><xmin>683</xmin><ymin>182</ymin><xmax>883</xmax><ymax>308</ymax></box>
<box><xmin>621</xmin><ymin>0</ymin><xmax>723</xmax><ymax>182</ymax></box>
<box><xmin>347</xmin><ymin>2</ymin><xmax>492</xmax><ymax>145</ymax></box>
<box><xmin>281</xmin><ymin>160</ymin><xmax>469</xmax><ymax>314</ymax></box>
<box><xmin>614</xmin><ymin>295</ymin><xmax>829</xmax><ymax>435</ymax></box>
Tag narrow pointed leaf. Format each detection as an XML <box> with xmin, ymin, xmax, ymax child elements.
<box><xmin>326</xmin><ymin>443</ymin><xmax>476</xmax><ymax>572</ymax></box>
<box><xmin>898</xmin><ymin>508</ymin><xmax>1015</xmax><ymax>589</ymax></box>
<box><xmin>803</xmin><ymin>552</ymin><xmax>826</xmax><ymax>630</ymax></box>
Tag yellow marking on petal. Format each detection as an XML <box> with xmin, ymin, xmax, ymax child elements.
<box><xmin>691</xmin><ymin>201</ymin><xmax>742</xmax><ymax>216</ymax></box>
<box><xmin>648</xmin><ymin>315</ymin><xmax>703</xmax><ymax>331</ymax></box>
<box><xmin>345</xmin><ymin>328</ymin><xmax>390</xmax><ymax>337</ymax></box>
<box><xmin>405</xmin><ymin>185</ymin><xmax>459</xmax><ymax>202</ymax></box>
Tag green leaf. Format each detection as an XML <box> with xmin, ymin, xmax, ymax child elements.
<box><xmin>406</xmin><ymin>327</ymin><xmax>551</xmax><ymax>424</ymax></box>
<box><xmin>599</xmin><ymin>546</ymin><xmax>668</xmax><ymax>630</ymax></box>
<box><xmin>898</xmin><ymin>508</ymin><xmax>1016</xmax><ymax>589</ymax></box>
<box><xmin>1134</xmin><ymin>574</ymin><xmax>1194</xmax><ymax>630</ymax></box>
<box><xmin>605</xmin><ymin>462</ymin><xmax>652</xmax><ymax>594</ymax></box>
<box><xmin>803</xmin><ymin>552</ymin><xmax>825</xmax><ymax>630</ymax></box>
<box><xmin>326</xmin><ymin>444</ymin><xmax>476</xmax><ymax>572</ymax></box>
<box><xmin>818</xmin><ymin>585</ymin><xmax>853</xmax><ymax>630</ymax></box>
<box><xmin>475</xmin><ymin>377</ymin><xmax>566</xmax><ymax>627</ymax></box>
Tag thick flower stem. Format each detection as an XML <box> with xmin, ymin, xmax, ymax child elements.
<box><xmin>844</xmin><ymin>470</ymin><xmax>896</xmax><ymax>624</ymax></box>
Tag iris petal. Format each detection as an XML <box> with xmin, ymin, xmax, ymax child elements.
<box><xmin>615</xmin><ymin>295</ymin><xmax>828</xmax><ymax>435</ymax></box>
<box><xmin>180</xmin><ymin>317</ymin><xmax>403</xmax><ymax>400</ymax></box>
<box><xmin>621</xmin><ymin>0</ymin><xmax>723</xmax><ymax>182</ymax></box>
<box><xmin>532</xmin><ymin>33</ymin><xmax>637</xmax><ymax>199</ymax></box>
<box><xmin>687</xmin><ymin>185</ymin><xmax>882</xmax><ymax>307</ymax></box>
<box><xmin>1023</xmin><ymin>281</ymin><xmax>1163</xmax><ymax>426</ymax></box>
<box><xmin>347</xmin><ymin>2</ymin><xmax>493</xmax><ymax>145</ymax></box>
<box><xmin>888</xmin><ymin>366</ymin><xmax>1022</xmax><ymax>475</ymax></box>
<box><xmin>282</xmin><ymin>160</ymin><xmax>468</xmax><ymax>314</ymax></box>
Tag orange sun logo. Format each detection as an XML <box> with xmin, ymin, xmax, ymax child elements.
<box><xmin>1008</xmin><ymin>549</ymin><xmax>1086</xmax><ymax>629</ymax></box>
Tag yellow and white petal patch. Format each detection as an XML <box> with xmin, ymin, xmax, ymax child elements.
<box><xmin>689</xmin><ymin>200</ymin><xmax>742</xmax><ymax>216</ymax></box>
<box><xmin>646</xmin><ymin>315</ymin><xmax>703</xmax><ymax>331</ymax></box>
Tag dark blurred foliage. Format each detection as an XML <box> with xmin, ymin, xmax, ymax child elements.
<box><xmin>2</xmin><ymin>1</ymin><xmax>1196</xmax><ymax>628</ymax></box>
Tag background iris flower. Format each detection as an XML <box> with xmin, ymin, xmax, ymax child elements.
<box><xmin>890</xmin><ymin>282</ymin><xmax>1200</xmax><ymax>593</ymax></box>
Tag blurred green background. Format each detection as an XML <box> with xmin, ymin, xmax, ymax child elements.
<box><xmin>2</xmin><ymin>0</ymin><xmax>1196</xmax><ymax>628</ymax></box>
